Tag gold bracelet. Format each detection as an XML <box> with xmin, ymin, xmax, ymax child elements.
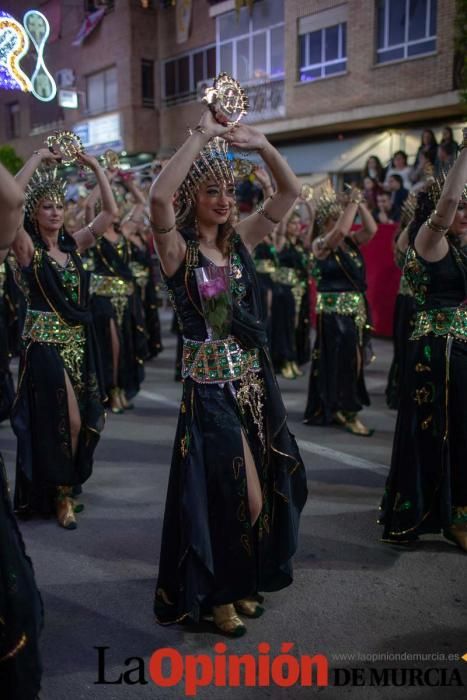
<box><xmin>87</xmin><ymin>222</ymin><xmax>103</xmax><ymax>238</ymax></box>
<box><xmin>425</xmin><ymin>215</ymin><xmax>448</xmax><ymax>235</ymax></box>
<box><xmin>256</xmin><ymin>198</ymin><xmax>280</xmax><ymax>225</ymax></box>
<box><xmin>188</xmin><ymin>125</ymin><xmax>207</xmax><ymax>135</ymax></box>
<box><xmin>150</xmin><ymin>219</ymin><xmax>176</xmax><ymax>235</ymax></box>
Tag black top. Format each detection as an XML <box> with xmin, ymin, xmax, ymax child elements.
<box><xmin>405</xmin><ymin>244</ymin><xmax>467</xmax><ymax>310</ymax></box>
<box><xmin>315</xmin><ymin>237</ymin><xmax>367</xmax><ymax>293</ymax></box>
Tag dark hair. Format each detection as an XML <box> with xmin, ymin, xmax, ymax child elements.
<box><xmin>392</xmin><ymin>150</ymin><xmax>408</xmax><ymax>167</ymax></box>
<box><xmin>421</xmin><ymin>129</ymin><xmax>437</xmax><ymax>147</ymax></box>
<box><xmin>363</xmin><ymin>155</ymin><xmax>385</xmax><ymax>181</ymax></box>
<box><xmin>389</xmin><ymin>173</ymin><xmax>404</xmax><ymax>188</ymax></box>
<box><xmin>439</xmin><ymin>141</ymin><xmax>456</xmax><ymax>157</ymax></box>
<box><xmin>408</xmin><ymin>191</ymin><xmax>433</xmax><ymax>245</ymax></box>
<box><xmin>180</xmin><ymin>213</ymin><xmax>234</xmax><ymax>258</ymax></box>
<box><xmin>441</xmin><ymin>125</ymin><xmax>454</xmax><ymax>143</ymax></box>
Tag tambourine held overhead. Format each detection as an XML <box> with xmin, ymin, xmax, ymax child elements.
<box><xmin>203</xmin><ymin>72</ymin><xmax>249</xmax><ymax>126</ymax></box>
<box><xmin>45</xmin><ymin>130</ymin><xmax>84</xmax><ymax>166</ymax></box>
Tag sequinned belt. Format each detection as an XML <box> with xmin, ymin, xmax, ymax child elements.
<box><xmin>411</xmin><ymin>306</ymin><xmax>467</xmax><ymax>342</ymax></box>
<box><xmin>129</xmin><ymin>262</ymin><xmax>150</xmax><ymax>288</ymax></box>
<box><xmin>399</xmin><ymin>275</ymin><xmax>413</xmax><ymax>297</ymax></box>
<box><xmin>182</xmin><ymin>336</ymin><xmax>261</xmax><ymax>383</ymax></box>
<box><xmin>255</xmin><ymin>259</ymin><xmax>276</xmax><ymax>274</ymax></box>
<box><xmin>316</xmin><ymin>291</ymin><xmax>367</xmax><ymax>330</ymax></box>
<box><xmin>22</xmin><ymin>309</ymin><xmax>85</xmax><ymax>385</ymax></box>
<box><xmin>0</xmin><ymin>263</ymin><xmax>5</xmax><ymax>290</ymax></box>
<box><xmin>89</xmin><ymin>274</ymin><xmax>134</xmax><ymax>297</ymax></box>
<box><xmin>23</xmin><ymin>309</ymin><xmax>85</xmax><ymax>345</ymax></box>
<box><xmin>271</xmin><ymin>267</ymin><xmax>299</xmax><ymax>286</ymax></box>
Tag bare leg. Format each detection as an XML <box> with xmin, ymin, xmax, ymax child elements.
<box><xmin>241</xmin><ymin>432</ymin><xmax>262</xmax><ymax>526</ymax></box>
<box><xmin>109</xmin><ymin>319</ymin><xmax>124</xmax><ymax>411</ymax></box>
<box><xmin>64</xmin><ymin>370</ymin><xmax>81</xmax><ymax>458</ymax></box>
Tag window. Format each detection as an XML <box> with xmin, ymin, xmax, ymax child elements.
<box><xmin>163</xmin><ymin>45</ymin><xmax>216</xmax><ymax>104</ymax></box>
<box><xmin>5</xmin><ymin>102</ymin><xmax>20</xmax><ymax>139</ymax></box>
<box><xmin>216</xmin><ymin>1</ymin><xmax>284</xmax><ymax>83</ymax></box>
<box><xmin>141</xmin><ymin>59</ymin><xmax>155</xmax><ymax>107</ymax></box>
<box><xmin>86</xmin><ymin>66</ymin><xmax>117</xmax><ymax>115</ymax></box>
<box><xmin>299</xmin><ymin>23</ymin><xmax>347</xmax><ymax>82</ymax></box>
<box><xmin>376</xmin><ymin>0</ymin><xmax>437</xmax><ymax>64</ymax></box>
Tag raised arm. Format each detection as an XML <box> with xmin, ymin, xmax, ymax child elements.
<box><xmin>415</xmin><ymin>129</ymin><xmax>467</xmax><ymax>261</ymax></box>
<box><xmin>312</xmin><ymin>200</ymin><xmax>359</xmax><ymax>260</ymax></box>
<box><xmin>149</xmin><ymin>109</ymin><xmax>235</xmax><ymax>276</ymax></box>
<box><xmin>230</xmin><ymin>128</ymin><xmax>300</xmax><ymax>251</ymax></box>
<box><xmin>12</xmin><ymin>147</ymin><xmax>62</xmax><ymax>266</ymax></box>
<box><xmin>72</xmin><ymin>153</ymin><xmax>119</xmax><ymax>253</ymax></box>
<box><xmin>0</xmin><ymin>162</ymin><xmax>24</xmax><ymax>260</ymax></box>
<box><xmin>352</xmin><ymin>200</ymin><xmax>378</xmax><ymax>245</ymax></box>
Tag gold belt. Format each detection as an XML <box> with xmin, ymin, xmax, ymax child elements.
<box><xmin>182</xmin><ymin>336</ymin><xmax>261</xmax><ymax>383</ymax></box>
<box><xmin>272</xmin><ymin>267</ymin><xmax>299</xmax><ymax>286</ymax></box>
<box><xmin>412</xmin><ymin>306</ymin><xmax>467</xmax><ymax>342</ymax></box>
<box><xmin>316</xmin><ymin>291</ymin><xmax>367</xmax><ymax>330</ymax></box>
<box><xmin>23</xmin><ymin>309</ymin><xmax>85</xmax><ymax>345</ymax></box>
<box><xmin>90</xmin><ymin>274</ymin><xmax>134</xmax><ymax>297</ymax></box>
<box><xmin>129</xmin><ymin>261</ymin><xmax>150</xmax><ymax>288</ymax></box>
<box><xmin>255</xmin><ymin>259</ymin><xmax>276</xmax><ymax>274</ymax></box>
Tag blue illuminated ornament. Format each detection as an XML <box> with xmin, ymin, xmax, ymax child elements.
<box><xmin>0</xmin><ymin>11</ymin><xmax>31</xmax><ymax>91</ymax></box>
<box><xmin>23</xmin><ymin>10</ymin><xmax>56</xmax><ymax>102</ymax></box>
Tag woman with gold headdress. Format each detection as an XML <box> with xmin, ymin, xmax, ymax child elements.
<box><xmin>380</xmin><ymin>131</ymin><xmax>467</xmax><ymax>551</ymax></box>
<box><xmin>149</xmin><ymin>107</ymin><xmax>307</xmax><ymax>637</ymax></box>
<box><xmin>271</xmin><ymin>199</ymin><xmax>314</xmax><ymax>379</ymax></box>
<box><xmin>0</xmin><ymin>161</ymin><xmax>43</xmax><ymax>700</ymax></box>
<box><xmin>85</xmin><ymin>173</ymin><xmax>149</xmax><ymax>414</ymax></box>
<box><xmin>303</xmin><ymin>185</ymin><xmax>377</xmax><ymax>435</ymax></box>
<box><xmin>9</xmin><ymin>147</ymin><xmax>116</xmax><ymax>530</ymax></box>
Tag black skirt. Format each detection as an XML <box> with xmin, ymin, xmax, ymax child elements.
<box><xmin>304</xmin><ymin>311</ymin><xmax>370</xmax><ymax>424</ymax></box>
<box><xmin>385</xmin><ymin>293</ymin><xmax>417</xmax><ymax>410</ymax></box>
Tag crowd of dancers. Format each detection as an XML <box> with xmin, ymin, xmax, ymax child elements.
<box><xmin>0</xmin><ymin>116</ymin><xmax>466</xmax><ymax>697</ymax></box>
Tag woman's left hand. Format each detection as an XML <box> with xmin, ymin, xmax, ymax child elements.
<box><xmin>224</xmin><ymin>123</ymin><xmax>268</xmax><ymax>152</ymax></box>
<box><xmin>76</xmin><ymin>151</ymin><xmax>100</xmax><ymax>171</ymax></box>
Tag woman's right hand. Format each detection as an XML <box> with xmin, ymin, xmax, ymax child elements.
<box><xmin>34</xmin><ymin>147</ymin><xmax>62</xmax><ymax>165</ymax></box>
<box><xmin>196</xmin><ymin>108</ymin><xmax>236</xmax><ymax>139</ymax></box>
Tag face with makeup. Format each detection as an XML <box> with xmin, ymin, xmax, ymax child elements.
<box><xmin>194</xmin><ymin>179</ymin><xmax>236</xmax><ymax>228</ymax></box>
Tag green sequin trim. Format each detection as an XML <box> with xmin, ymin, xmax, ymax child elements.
<box><xmin>404</xmin><ymin>247</ymin><xmax>429</xmax><ymax>305</ymax></box>
<box><xmin>452</xmin><ymin>506</ymin><xmax>467</xmax><ymax>524</ymax></box>
<box><xmin>412</xmin><ymin>306</ymin><xmax>467</xmax><ymax>342</ymax></box>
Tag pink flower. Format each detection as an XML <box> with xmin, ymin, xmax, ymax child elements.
<box><xmin>199</xmin><ymin>276</ymin><xmax>228</xmax><ymax>299</ymax></box>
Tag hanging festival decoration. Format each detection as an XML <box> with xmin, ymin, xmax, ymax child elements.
<box><xmin>23</xmin><ymin>10</ymin><xmax>57</xmax><ymax>102</ymax></box>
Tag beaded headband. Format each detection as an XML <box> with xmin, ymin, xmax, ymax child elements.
<box><xmin>400</xmin><ymin>191</ymin><xmax>418</xmax><ymax>229</ymax></box>
<box><xmin>176</xmin><ymin>137</ymin><xmax>235</xmax><ymax>224</ymax></box>
<box><xmin>426</xmin><ymin>167</ymin><xmax>467</xmax><ymax>208</ymax></box>
<box><xmin>24</xmin><ymin>167</ymin><xmax>67</xmax><ymax>218</ymax></box>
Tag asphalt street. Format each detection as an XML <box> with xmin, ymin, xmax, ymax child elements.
<box><xmin>2</xmin><ymin>319</ymin><xmax>466</xmax><ymax>700</ymax></box>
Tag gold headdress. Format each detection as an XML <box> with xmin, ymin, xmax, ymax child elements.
<box><xmin>426</xmin><ymin>166</ymin><xmax>467</xmax><ymax>207</ymax></box>
<box><xmin>24</xmin><ymin>167</ymin><xmax>67</xmax><ymax>218</ymax></box>
<box><xmin>400</xmin><ymin>191</ymin><xmax>418</xmax><ymax>229</ymax></box>
<box><xmin>176</xmin><ymin>137</ymin><xmax>235</xmax><ymax>224</ymax></box>
<box><xmin>315</xmin><ymin>185</ymin><xmax>343</xmax><ymax>229</ymax></box>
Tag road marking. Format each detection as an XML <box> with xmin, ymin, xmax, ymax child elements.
<box><xmin>139</xmin><ymin>389</ymin><xmax>180</xmax><ymax>408</ymax></box>
<box><xmin>297</xmin><ymin>439</ymin><xmax>388</xmax><ymax>475</ymax></box>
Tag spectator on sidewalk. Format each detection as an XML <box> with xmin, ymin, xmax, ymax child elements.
<box><xmin>384</xmin><ymin>151</ymin><xmax>412</xmax><ymax>191</ymax></box>
<box><xmin>440</xmin><ymin>125</ymin><xmax>458</xmax><ymax>154</ymax></box>
<box><xmin>363</xmin><ymin>176</ymin><xmax>382</xmax><ymax>210</ymax></box>
<box><xmin>414</xmin><ymin>129</ymin><xmax>438</xmax><ymax>167</ymax></box>
<box><xmin>437</xmin><ymin>141</ymin><xmax>457</xmax><ymax>175</ymax></box>
<box><xmin>410</xmin><ymin>150</ymin><xmax>436</xmax><ymax>192</ymax></box>
<box><xmin>363</xmin><ymin>155</ymin><xmax>385</xmax><ymax>184</ymax></box>
<box><xmin>373</xmin><ymin>191</ymin><xmax>394</xmax><ymax>224</ymax></box>
<box><xmin>386</xmin><ymin>174</ymin><xmax>409</xmax><ymax>222</ymax></box>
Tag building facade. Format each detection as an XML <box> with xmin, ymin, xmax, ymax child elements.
<box><xmin>0</xmin><ymin>0</ymin><xmax>464</xmax><ymax>178</ymax></box>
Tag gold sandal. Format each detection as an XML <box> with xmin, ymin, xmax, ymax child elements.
<box><xmin>281</xmin><ymin>361</ymin><xmax>296</xmax><ymax>380</ymax></box>
<box><xmin>56</xmin><ymin>487</ymin><xmax>77</xmax><ymax>530</ymax></box>
<box><xmin>443</xmin><ymin>524</ymin><xmax>467</xmax><ymax>552</ymax></box>
<box><xmin>110</xmin><ymin>388</ymin><xmax>124</xmax><ymax>414</ymax></box>
<box><xmin>234</xmin><ymin>598</ymin><xmax>264</xmax><ymax>618</ymax></box>
<box><xmin>212</xmin><ymin>604</ymin><xmax>247</xmax><ymax>637</ymax></box>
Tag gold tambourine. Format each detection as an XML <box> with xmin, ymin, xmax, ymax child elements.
<box><xmin>45</xmin><ymin>130</ymin><xmax>84</xmax><ymax>165</ymax></box>
<box><xmin>203</xmin><ymin>72</ymin><xmax>249</xmax><ymax>126</ymax></box>
<box><xmin>233</xmin><ymin>158</ymin><xmax>255</xmax><ymax>180</ymax></box>
<box><xmin>301</xmin><ymin>183</ymin><xmax>314</xmax><ymax>201</ymax></box>
<box><xmin>103</xmin><ymin>149</ymin><xmax>120</xmax><ymax>171</ymax></box>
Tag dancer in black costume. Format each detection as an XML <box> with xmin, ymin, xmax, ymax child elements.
<box><xmin>10</xmin><ymin>148</ymin><xmax>116</xmax><ymax>530</ymax></box>
<box><xmin>0</xmin><ymin>161</ymin><xmax>43</xmax><ymax>700</ymax></box>
<box><xmin>303</xmin><ymin>186</ymin><xmax>377</xmax><ymax>435</ymax></box>
<box><xmin>150</xmin><ymin>108</ymin><xmax>308</xmax><ymax>636</ymax></box>
<box><xmin>380</xmin><ymin>129</ymin><xmax>467</xmax><ymax>550</ymax></box>
<box><xmin>85</xmin><ymin>177</ymin><xmax>148</xmax><ymax>414</ymax></box>
<box><xmin>385</xmin><ymin>194</ymin><xmax>418</xmax><ymax>409</ymax></box>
